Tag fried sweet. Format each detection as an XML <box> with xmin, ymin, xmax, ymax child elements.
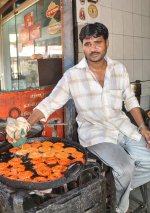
<box><xmin>31</xmin><ymin>141</ymin><xmax>42</xmax><ymax>148</ymax></box>
<box><xmin>42</xmin><ymin>141</ymin><xmax>54</xmax><ymax>147</ymax></box>
<box><xmin>51</xmin><ymin>165</ymin><xmax>67</xmax><ymax>173</ymax></box>
<box><xmin>9</xmin><ymin>147</ymin><xmax>20</xmax><ymax>153</ymax></box>
<box><xmin>57</xmin><ymin>158</ymin><xmax>71</xmax><ymax>166</ymax></box>
<box><xmin>18</xmin><ymin>171</ymin><xmax>33</xmax><ymax>180</ymax></box>
<box><xmin>32</xmin><ymin>176</ymin><xmax>48</xmax><ymax>182</ymax></box>
<box><xmin>55</xmin><ymin>152</ymin><xmax>69</xmax><ymax>159</ymax></box>
<box><xmin>28</xmin><ymin>152</ymin><xmax>42</xmax><ymax>159</ymax></box>
<box><xmin>53</xmin><ymin>171</ymin><xmax>64</xmax><ymax>178</ymax></box>
<box><xmin>8</xmin><ymin>175</ymin><xmax>18</xmax><ymax>180</ymax></box>
<box><xmin>42</xmin><ymin>151</ymin><xmax>54</xmax><ymax>158</ymax></box>
<box><xmin>53</xmin><ymin>142</ymin><xmax>64</xmax><ymax>147</ymax></box>
<box><xmin>48</xmin><ymin>173</ymin><xmax>63</xmax><ymax>180</ymax></box>
<box><xmin>9</xmin><ymin>168</ymin><xmax>19</xmax><ymax>175</ymax></box>
<box><xmin>71</xmin><ymin>151</ymin><xmax>84</xmax><ymax>158</ymax></box>
<box><xmin>21</xmin><ymin>144</ymin><xmax>31</xmax><ymax>149</ymax></box>
<box><xmin>0</xmin><ymin>170</ymin><xmax>10</xmax><ymax>176</ymax></box>
<box><xmin>46</xmin><ymin>157</ymin><xmax>58</xmax><ymax>165</ymax></box>
<box><xmin>64</xmin><ymin>147</ymin><xmax>77</xmax><ymax>153</ymax></box>
<box><xmin>0</xmin><ymin>164</ymin><xmax>10</xmax><ymax>176</ymax></box>
<box><xmin>36</xmin><ymin>166</ymin><xmax>51</xmax><ymax>177</ymax></box>
<box><xmin>11</xmin><ymin>164</ymin><xmax>25</xmax><ymax>172</ymax></box>
<box><xmin>33</xmin><ymin>162</ymin><xmax>47</xmax><ymax>169</ymax></box>
<box><xmin>27</xmin><ymin>147</ymin><xmax>38</xmax><ymax>153</ymax></box>
<box><xmin>31</xmin><ymin>157</ymin><xmax>45</xmax><ymax>164</ymax></box>
<box><xmin>51</xmin><ymin>146</ymin><xmax>63</xmax><ymax>152</ymax></box>
<box><xmin>38</xmin><ymin>146</ymin><xmax>51</xmax><ymax>152</ymax></box>
<box><xmin>8</xmin><ymin>158</ymin><xmax>22</xmax><ymax>165</ymax></box>
<box><xmin>15</xmin><ymin>149</ymin><xmax>29</xmax><ymax>156</ymax></box>
<box><xmin>0</xmin><ymin>162</ymin><xmax>9</xmax><ymax>169</ymax></box>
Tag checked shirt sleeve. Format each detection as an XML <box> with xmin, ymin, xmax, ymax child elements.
<box><xmin>34</xmin><ymin>72</ymin><xmax>71</xmax><ymax>121</ymax></box>
<box><xmin>122</xmin><ymin>66</ymin><xmax>140</xmax><ymax>112</ymax></box>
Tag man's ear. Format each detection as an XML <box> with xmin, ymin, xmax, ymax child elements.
<box><xmin>106</xmin><ymin>39</ymin><xmax>109</xmax><ymax>48</ymax></box>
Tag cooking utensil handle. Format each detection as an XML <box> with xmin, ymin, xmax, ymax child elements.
<box><xmin>64</xmin><ymin>161</ymin><xmax>83</xmax><ymax>178</ymax></box>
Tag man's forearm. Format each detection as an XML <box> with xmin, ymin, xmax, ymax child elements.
<box><xmin>27</xmin><ymin>109</ymin><xmax>45</xmax><ymax>127</ymax></box>
<box><xmin>129</xmin><ymin>107</ymin><xmax>147</xmax><ymax>129</ymax></box>
<box><xmin>130</xmin><ymin>107</ymin><xmax>150</xmax><ymax>146</ymax></box>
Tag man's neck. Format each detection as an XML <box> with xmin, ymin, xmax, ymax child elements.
<box><xmin>87</xmin><ymin>58</ymin><xmax>107</xmax><ymax>87</ymax></box>
<box><xmin>88</xmin><ymin>58</ymin><xmax>107</xmax><ymax>73</ymax></box>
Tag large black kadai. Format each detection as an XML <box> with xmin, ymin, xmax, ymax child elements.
<box><xmin>0</xmin><ymin>137</ymin><xmax>106</xmax><ymax>213</ymax></box>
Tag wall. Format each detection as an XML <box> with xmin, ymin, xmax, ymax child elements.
<box><xmin>77</xmin><ymin>0</ymin><xmax>150</xmax><ymax>110</ymax></box>
<box><xmin>0</xmin><ymin>86</ymin><xmax>64</xmax><ymax>138</ymax></box>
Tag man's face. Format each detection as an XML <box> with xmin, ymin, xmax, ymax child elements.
<box><xmin>82</xmin><ymin>36</ymin><xmax>109</xmax><ymax>62</ymax></box>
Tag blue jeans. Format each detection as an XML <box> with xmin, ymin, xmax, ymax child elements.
<box><xmin>87</xmin><ymin>132</ymin><xmax>150</xmax><ymax>213</ymax></box>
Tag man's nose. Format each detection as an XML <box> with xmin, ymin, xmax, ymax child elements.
<box><xmin>90</xmin><ymin>43</ymin><xmax>98</xmax><ymax>50</ymax></box>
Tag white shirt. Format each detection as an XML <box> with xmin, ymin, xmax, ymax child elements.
<box><xmin>35</xmin><ymin>57</ymin><xmax>141</xmax><ymax>147</ymax></box>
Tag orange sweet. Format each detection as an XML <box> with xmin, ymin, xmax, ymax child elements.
<box><xmin>64</xmin><ymin>147</ymin><xmax>77</xmax><ymax>153</ymax></box>
<box><xmin>28</xmin><ymin>152</ymin><xmax>42</xmax><ymax>159</ymax></box>
<box><xmin>33</xmin><ymin>176</ymin><xmax>48</xmax><ymax>182</ymax></box>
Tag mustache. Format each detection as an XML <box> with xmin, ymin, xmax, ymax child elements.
<box><xmin>90</xmin><ymin>52</ymin><xmax>100</xmax><ymax>55</ymax></box>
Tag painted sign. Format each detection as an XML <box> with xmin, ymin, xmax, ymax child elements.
<box><xmin>46</xmin><ymin>2</ymin><xmax>59</xmax><ymax>19</ymax></box>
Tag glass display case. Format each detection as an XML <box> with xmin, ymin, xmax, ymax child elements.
<box><xmin>1</xmin><ymin>0</ymin><xmax>62</xmax><ymax>91</ymax></box>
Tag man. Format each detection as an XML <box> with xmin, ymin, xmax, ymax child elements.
<box><xmin>6</xmin><ymin>23</ymin><xmax>150</xmax><ymax>213</ymax></box>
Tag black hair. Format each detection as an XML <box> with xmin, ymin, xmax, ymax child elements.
<box><xmin>79</xmin><ymin>22</ymin><xmax>109</xmax><ymax>43</ymax></box>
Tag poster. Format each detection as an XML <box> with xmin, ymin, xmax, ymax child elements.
<box><xmin>76</xmin><ymin>0</ymin><xmax>100</xmax><ymax>23</ymax></box>
<box><xmin>24</xmin><ymin>12</ymin><xmax>34</xmax><ymax>28</ymax></box>
<box><xmin>19</xmin><ymin>27</ymin><xmax>29</xmax><ymax>44</ymax></box>
<box><xmin>46</xmin><ymin>2</ymin><xmax>59</xmax><ymax>19</ymax></box>
<box><xmin>88</xmin><ymin>4</ymin><xmax>98</xmax><ymax>19</ymax></box>
<box><xmin>30</xmin><ymin>23</ymin><xmax>41</xmax><ymax>40</ymax></box>
<box><xmin>48</xmin><ymin>19</ymin><xmax>61</xmax><ymax>34</ymax></box>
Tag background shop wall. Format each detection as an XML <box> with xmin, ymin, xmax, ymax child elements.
<box><xmin>0</xmin><ymin>86</ymin><xmax>64</xmax><ymax>138</ymax></box>
<box><xmin>63</xmin><ymin>0</ymin><xmax>77</xmax><ymax>141</ymax></box>
<box><xmin>0</xmin><ymin>21</ymin><xmax>4</xmax><ymax>91</ymax></box>
<box><xmin>77</xmin><ymin>0</ymin><xmax>150</xmax><ymax>110</ymax></box>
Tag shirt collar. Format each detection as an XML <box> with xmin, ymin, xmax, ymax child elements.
<box><xmin>75</xmin><ymin>57</ymin><xmax>88</xmax><ymax>69</ymax></box>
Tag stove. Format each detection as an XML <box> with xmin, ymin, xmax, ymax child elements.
<box><xmin>0</xmin><ymin>161</ymin><xmax>106</xmax><ymax>213</ymax></box>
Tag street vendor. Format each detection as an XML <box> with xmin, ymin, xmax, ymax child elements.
<box><xmin>6</xmin><ymin>22</ymin><xmax>150</xmax><ymax>213</ymax></box>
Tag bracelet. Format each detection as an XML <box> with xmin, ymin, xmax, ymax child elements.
<box><xmin>138</xmin><ymin>123</ymin><xmax>147</xmax><ymax>132</ymax></box>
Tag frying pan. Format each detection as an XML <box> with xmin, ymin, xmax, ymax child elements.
<box><xmin>0</xmin><ymin>137</ymin><xmax>87</xmax><ymax>190</ymax></box>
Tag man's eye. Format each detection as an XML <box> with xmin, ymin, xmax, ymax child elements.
<box><xmin>95</xmin><ymin>41</ymin><xmax>102</xmax><ymax>44</ymax></box>
<box><xmin>84</xmin><ymin>43</ymin><xmax>91</xmax><ymax>47</ymax></box>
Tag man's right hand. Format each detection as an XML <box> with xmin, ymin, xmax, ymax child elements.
<box><xmin>6</xmin><ymin>117</ymin><xmax>31</xmax><ymax>144</ymax></box>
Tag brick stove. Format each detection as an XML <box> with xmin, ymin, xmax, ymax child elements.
<box><xmin>0</xmin><ymin>161</ymin><xmax>106</xmax><ymax>213</ymax></box>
